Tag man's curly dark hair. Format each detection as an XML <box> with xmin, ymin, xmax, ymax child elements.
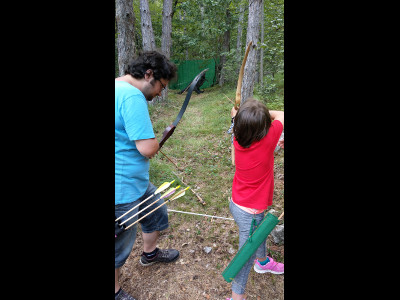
<box><xmin>124</xmin><ymin>51</ymin><xmax>177</xmax><ymax>81</ymax></box>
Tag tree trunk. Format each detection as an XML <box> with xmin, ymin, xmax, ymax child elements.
<box><xmin>115</xmin><ymin>0</ymin><xmax>136</xmax><ymax>77</ymax></box>
<box><xmin>140</xmin><ymin>0</ymin><xmax>156</xmax><ymax>51</ymax></box>
<box><xmin>260</xmin><ymin>0</ymin><xmax>264</xmax><ymax>88</ymax></box>
<box><xmin>236</xmin><ymin>3</ymin><xmax>245</xmax><ymax>75</ymax></box>
<box><xmin>219</xmin><ymin>9</ymin><xmax>231</xmax><ymax>87</ymax></box>
<box><xmin>241</xmin><ymin>0</ymin><xmax>263</xmax><ymax>105</ymax></box>
<box><xmin>160</xmin><ymin>0</ymin><xmax>173</xmax><ymax>102</ymax></box>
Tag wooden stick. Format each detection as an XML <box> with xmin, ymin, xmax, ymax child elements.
<box><xmin>159</xmin><ymin>149</ymin><xmax>206</xmax><ymax>206</ymax></box>
<box><xmin>190</xmin><ymin>187</ymin><xmax>206</xmax><ymax>206</ymax></box>
<box><xmin>172</xmin><ymin>172</ymin><xmax>206</xmax><ymax>205</ymax></box>
<box><xmin>159</xmin><ymin>150</ymin><xmax>183</xmax><ymax>171</ymax></box>
<box><xmin>223</xmin><ymin>93</ymin><xmax>235</xmax><ymax>105</ymax></box>
<box><xmin>278</xmin><ymin>212</ymin><xmax>284</xmax><ymax>220</ymax></box>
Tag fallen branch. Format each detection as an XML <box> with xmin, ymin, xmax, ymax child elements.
<box><xmin>223</xmin><ymin>93</ymin><xmax>235</xmax><ymax>105</ymax></box>
<box><xmin>159</xmin><ymin>149</ymin><xmax>184</xmax><ymax>171</ymax></box>
<box><xmin>172</xmin><ymin>171</ymin><xmax>206</xmax><ymax>206</ymax></box>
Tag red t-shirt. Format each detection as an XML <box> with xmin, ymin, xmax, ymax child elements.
<box><xmin>232</xmin><ymin>120</ymin><xmax>283</xmax><ymax>210</ymax></box>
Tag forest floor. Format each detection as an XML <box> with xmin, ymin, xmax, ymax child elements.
<box><xmin>118</xmin><ymin>86</ymin><xmax>284</xmax><ymax>300</ymax></box>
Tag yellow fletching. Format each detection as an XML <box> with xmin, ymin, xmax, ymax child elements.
<box><xmin>154</xmin><ymin>180</ymin><xmax>175</xmax><ymax>194</ymax></box>
<box><xmin>170</xmin><ymin>187</ymin><xmax>190</xmax><ymax>200</ymax></box>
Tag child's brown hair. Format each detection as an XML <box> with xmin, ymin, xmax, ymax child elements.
<box><xmin>233</xmin><ymin>98</ymin><xmax>272</xmax><ymax>148</ymax></box>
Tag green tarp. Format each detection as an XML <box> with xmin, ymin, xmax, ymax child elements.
<box><xmin>169</xmin><ymin>58</ymin><xmax>218</xmax><ymax>91</ymax></box>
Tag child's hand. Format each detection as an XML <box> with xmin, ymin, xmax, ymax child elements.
<box><xmin>231</xmin><ymin>106</ymin><xmax>238</xmax><ymax>118</ymax></box>
<box><xmin>278</xmin><ymin>139</ymin><xmax>284</xmax><ymax>149</ymax></box>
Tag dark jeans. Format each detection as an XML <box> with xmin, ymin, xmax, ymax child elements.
<box><xmin>115</xmin><ymin>183</ymin><xmax>169</xmax><ymax>268</ymax></box>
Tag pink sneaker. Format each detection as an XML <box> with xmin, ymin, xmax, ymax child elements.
<box><xmin>253</xmin><ymin>256</ymin><xmax>284</xmax><ymax>274</ymax></box>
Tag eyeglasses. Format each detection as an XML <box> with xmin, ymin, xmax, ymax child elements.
<box><xmin>158</xmin><ymin>79</ymin><xmax>166</xmax><ymax>91</ymax></box>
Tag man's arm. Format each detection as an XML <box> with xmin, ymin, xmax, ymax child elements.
<box><xmin>135</xmin><ymin>138</ymin><xmax>159</xmax><ymax>159</ymax></box>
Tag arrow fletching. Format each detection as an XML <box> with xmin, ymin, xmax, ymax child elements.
<box><xmin>169</xmin><ymin>187</ymin><xmax>190</xmax><ymax>201</ymax></box>
<box><xmin>160</xmin><ymin>185</ymin><xmax>180</xmax><ymax>200</ymax></box>
<box><xmin>154</xmin><ymin>180</ymin><xmax>175</xmax><ymax>195</ymax></box>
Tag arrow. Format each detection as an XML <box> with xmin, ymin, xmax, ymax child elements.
<box><xmin>125</xmin><ymin>187</ymin><xmax>190</xmax><ymax>230</ymax></box>
<box><xmin>115</xmin><ymin>180</ymin><xmax>175</xmax><ymax>223</ymax></box>
<box><xmin>119</xmin><ymin>185</ymin><xmax>180</xmax><ymax>226</ymax></box>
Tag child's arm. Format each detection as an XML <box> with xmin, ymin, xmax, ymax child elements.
<box><xmin>269</xmin><ymin>110</ymin><xmax>284</xmax><ymax>128</ymax></box>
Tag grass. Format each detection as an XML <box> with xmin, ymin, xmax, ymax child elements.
<box><xmin>148</xmin><ymin>79</ymin><xmax>284</xmax><ymax>219</ymax></box>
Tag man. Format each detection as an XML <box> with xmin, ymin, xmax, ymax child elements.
<box><xmin>115</xmin><ymin>51</ymin><xmax>179</xmax><ymax>300</ymax></box>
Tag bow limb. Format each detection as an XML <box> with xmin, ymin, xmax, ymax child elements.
<box><xmin>232</xmin><ymin>42</ymin><xmax>252</xmax><ymax>165</ymax></box>
<box><xmin>234</xmin><ymin>41</ymin><xmax>252</xmax><ymax>110</ymax></box>
<box><xmin>158</xmin><ymin>68</ymin><xmax>209</xmax><ymax>149</ymax></box>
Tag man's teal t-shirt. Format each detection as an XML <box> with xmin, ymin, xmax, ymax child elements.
<box><xmin>115</xmin><ymin>81</ymin><xmax>155</xmax><ymax>205</ymax></box>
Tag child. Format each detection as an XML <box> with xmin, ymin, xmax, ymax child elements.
<box><xmin>227</xmin><ymin>98</ymin><xmax>284</xmax><ymax>300</ymax></box>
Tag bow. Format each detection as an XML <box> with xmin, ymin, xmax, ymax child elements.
<box><xmin>231</xmin><ymin>41</ymin><xmax>252</xmax><ymax>165</ymax></box>
<box><xmin>158</xmin><ymin>68</ymin><xmax>209</xmax><ymax>149</ymax></box>
<box><xmin>234</xmin><ymin>41</ymin><xmax>252</xmax><ymax>110</ymax></box>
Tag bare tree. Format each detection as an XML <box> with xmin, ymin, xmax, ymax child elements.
<box><xmin>260</xmin><ymin>0</ymin><xmax>264</xmax><ymax>88</ymax></box>
<box><xmin>140</xmin><ymin>0</ymin><xmax>156</xmax><ymax>51</ymax></box>
<box><xmin>162</xmin><ymin>0</ymin><xmax>173</xmax><ymax>59</ymax></box>
<box><xmin>236</xmin><ymin>2</ymin><xmax>245</xmax><ymax>74</ymax></box>
<box><xmin>160</xmin><ymin>0</ymin><xmax>173</xmax><ymax>101</ymax></box>
<box><xmin>219</xmin><ymin>8</ymin><xmax>231</xmax><ymax>86</ymax></box>
<box><xmin>115</xmin><ymin>0</ymin><xmax>136</xmax><ymax>76</ymax></box>
<box><xmin>241</xmin><ymin>0</ymin><xmax>262</xmax><ymax>104</ymax></box>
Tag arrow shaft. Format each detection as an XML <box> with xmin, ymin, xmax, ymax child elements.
<box><xmin>125</xmin><ymin>200</ymin><xmax>168</xmax><ymax>230</ymax></box>
<box><xmin>115</xmin><ymin>193</ymin><xmax>155</xmax><ymax>222</ymax></box>
<box><xmin>119</xmin><ymin>188</ymin><xmax>177</xmax><ymax>226</ymax></box>
<box><xmin>124</xmin><ymin>189</ymin><xmax>186</xmax><ymax>230</ymax></box>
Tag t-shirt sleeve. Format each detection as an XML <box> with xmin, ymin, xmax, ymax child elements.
<box><xmin>269</xmin><ymin>119</ymin><xmax>283</xmax><ymax>146</ymax></box>
<box><xmin>120</xmin><ymin>96</ymin><xmax>155</xmax><ymax>141</ymax></box>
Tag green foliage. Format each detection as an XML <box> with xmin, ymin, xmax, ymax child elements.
<box><xmin>256</xmin><ymin>75</ymin><xmax>277</xmax><ymax>101</ymax></box>
<box><xmin>171</xmin><ymin>0</ymin><xmax>238</xmax><ymax>60</ymax></box>
<box><xmin>260</xmin><ymin>0</ymin><xmax>284</xmax><ymax>76</ymax></box>
<box><xmin>254</xmin><ymin>70</ymin><xmax>284</xmax><ymax>110</ymax></box>
<box><xmin>218</xmin><ymin>49</ymin><xmax>242</xmax><ymax>87</ymax></box>
<box><xmin>117</xmin><ymin>0</ymin><xmax>284</xmax><ymax>87</ymax></box>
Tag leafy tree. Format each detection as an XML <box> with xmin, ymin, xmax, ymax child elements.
<box><xmin>116</xmin><ymin>0</ymin><xmax>284</xmax><ymax>92</ymax></box>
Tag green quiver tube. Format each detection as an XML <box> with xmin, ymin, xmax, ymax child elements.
<box><xmin>222</xmin><ymin>212</ymin><xmax>279</xmax><ymax>283</ymax></box>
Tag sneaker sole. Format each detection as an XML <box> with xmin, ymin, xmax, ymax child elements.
<box><xmin>139</xmin><ymin>253</ymin><xmax>180</xmax><ymax>267</ymax></box>
<box><xmin>253</xmin><ymin>264</ymin><xmax>284</xmax><ymax>274</ymax></box>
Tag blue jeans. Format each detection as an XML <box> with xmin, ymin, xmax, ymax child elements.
<box><xmin>229</xmin><ymin>200</ymin><xmax>266</xmax><ymax>295</ymax></box>
<box><xmin>115</xmin><ymin>183</ymin><xmax>169</xmax><ymax>268</ymax></box>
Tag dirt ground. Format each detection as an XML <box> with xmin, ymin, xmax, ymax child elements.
<box><xmin>119</xmin><ymin>153</ymin><xmax>284</xmax><ymax>300</ymax></box>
